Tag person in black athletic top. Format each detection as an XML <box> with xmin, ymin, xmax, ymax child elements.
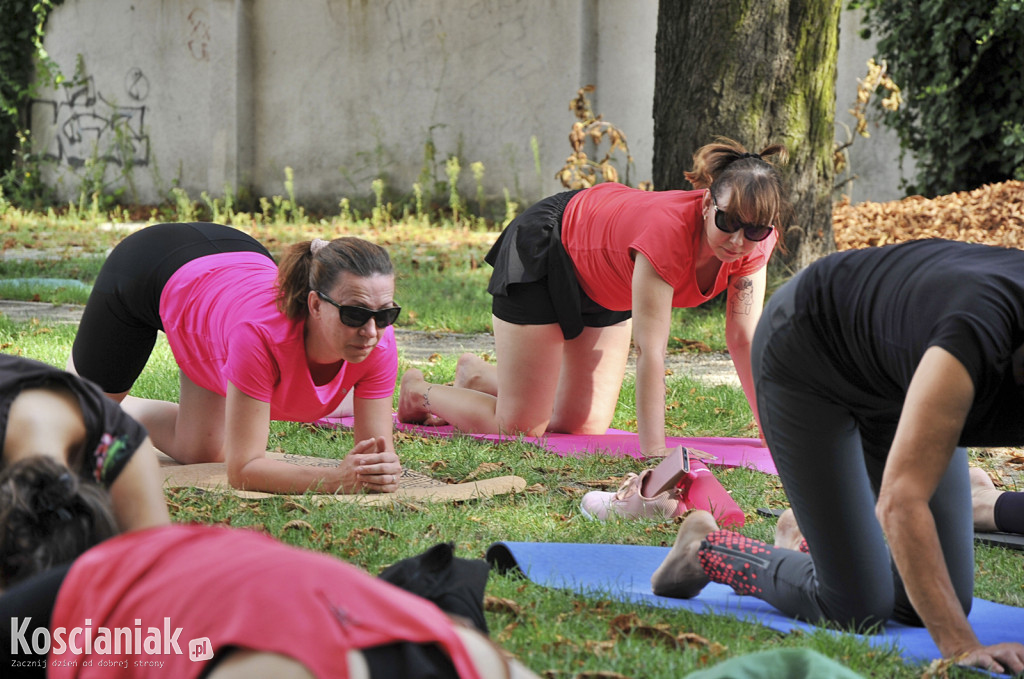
<box><xmin>652</xmin><ymin>239</ymin><xmax>1024</xmax><ymax>676</ymax></box>
<box><xmin>0</xmin><ymin>353</ymin><xmax>168</xmax><ymax>532</ymax></box>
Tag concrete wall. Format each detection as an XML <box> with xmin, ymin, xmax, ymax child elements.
<box><xmin>834</xmin><ymin>7</ymin><xmax>916</xmax><ymax>203</ymax></box>
<box><xmin>32</xmin><ymin>0</ymin><xmax>907</xmax><ymax>209</ymax></box>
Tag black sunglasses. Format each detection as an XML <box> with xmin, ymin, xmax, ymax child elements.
<box><xmin>710</xmin><ymin>193</ymin><xmax>774</xmax><ymax>242</ymax></box>
<box><xmin>316</xmin><ymin>291</ymin><xmax>401</xmax><ymax>328</ymax></box>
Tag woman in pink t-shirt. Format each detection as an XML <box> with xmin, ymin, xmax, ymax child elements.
<box><xmin>399</xmin><ymin>139</ymin><xmax>788</xmax><ymax>458</ymax></box>
<box><xmin>0</xmin><ymin>456</ymin><xmax>541</xmax><ymax>679</ymax></box>
<box><xmin>69</xmin><ymin>223</ymin><xmax>401</xmax><ymax>495</ymax></box>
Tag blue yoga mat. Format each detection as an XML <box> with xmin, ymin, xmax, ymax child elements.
<box><xmin>486</xmin><ymin>541</ymin><xmax>1023</xmax><ymax>667</ymax></box>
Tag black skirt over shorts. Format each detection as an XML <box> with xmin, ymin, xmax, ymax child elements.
<box><xmin>485</xmin><ymin>189</ymin><xmax>630</xmax><ymax>340</ymax></box>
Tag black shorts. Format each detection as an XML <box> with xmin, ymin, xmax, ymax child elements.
<box><xmin>486</xmin><ymin>190</ymin><xmax>630</xmax><ymax>337</ymax></box>
<box><xmin>491</xmin><ymin>279</ymin><xmax>630</xmax><ymax>329</ymax></box>
<box><xmin>71</xmin><ymin>223</ymin><xmax>273</xmax><ymax>393</ymax></box>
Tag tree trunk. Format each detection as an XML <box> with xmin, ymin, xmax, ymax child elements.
<box><xmin>653</xmin><ymin>0</ymin><xmax>842</xmax><ymax>272</ymax></box>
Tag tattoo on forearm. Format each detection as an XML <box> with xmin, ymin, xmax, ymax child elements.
<box><xmin>729</xmin><ymin>277</ymin><xmax>754</xmax><ymax>316</ymax></box>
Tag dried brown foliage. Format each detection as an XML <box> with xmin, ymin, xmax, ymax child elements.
<box><xmin>833</xmin><ymin>180</ymin><xmax>1024</xmax><ymax>251</ymax></box>
<box><xmin>557</xmin><ymin>86</ymin><xmax>644</xmax><ymax>190</ymax></box>
<box><xmin>834</xmin><ymin>59</ymin><xmax>902</xmax><ymax>190</ymax></box>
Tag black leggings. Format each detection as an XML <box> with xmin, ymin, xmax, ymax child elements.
<box><xmin>995</xmin><ymin>491</ymin><xmax>1024</xmax><ymax>534</ymax></box>
<box><xmin>696</xmin><ymin>273</ymin><xmax>975</xmax><ymax>630</ymax></box>
<box><xmin>71</xmin><ymin>223</ymin><xmax>272</xmax><ymax>393</ymax></box>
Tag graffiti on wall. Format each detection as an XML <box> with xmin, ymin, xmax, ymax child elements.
<box><xmin>378</xmin><ymin>0</ymin><xmax>538</xmax><ymax>101</ymax></box>
<box><xmin>125</xmin><ymin>67</ymin><xmax>150</xmax><ymax>102</ymax></box>
<box><xmin>187</xmin><ymin>8</ymin><xmax>211</xmax><ymax>61</ymax></box>
<box><xmin>31</xmin><ymin>72</ymin><xmax>150</xmax><ymax>169</ymax></box>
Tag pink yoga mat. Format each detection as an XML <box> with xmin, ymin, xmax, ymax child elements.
<box><xmin>314</xmin><ymin>415</ymin><xmax>777</xmax><ymax>475</ymax></box>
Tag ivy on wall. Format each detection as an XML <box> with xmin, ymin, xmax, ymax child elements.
<box><xmin>854</xmin><ymin>0</ymin><xmax>1024</xmax><ymax>197</ymax></box>
<box><xmin>0</xmin><ymin>0</ymin><xmax>64</xmax><ymax>193</ymax></box>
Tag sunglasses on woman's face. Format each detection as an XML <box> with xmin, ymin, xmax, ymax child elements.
<box><xmin>710</xmin><ymin>193</ymin><xmax>774</xmax><ymax>242</ymax></box>
<box><xmin>316</xmin><ymin>291</ymin><xmax>402</xmax><ymax>328</ymax></box>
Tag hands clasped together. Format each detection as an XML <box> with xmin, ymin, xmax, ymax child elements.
<box><xmin>337</xmin><ymin>436</ymin><xmax>402</xmax><ymax>494</ymax></box>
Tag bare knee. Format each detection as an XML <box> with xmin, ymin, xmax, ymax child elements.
<box><xmin>575</xmin><ymin>421</ymin><xmax>610</xmax><ymax>435</ymax></box>
<box><xmin>455</xmin><ymin>352</ymin><xmax>480</xmax><ymax>374</ymax></box>
<box><xmin>496</xmin><ymin>412</ymin><xmax>549</xmax><ymax>439</ymax></box>
<box><xmin>457</xmin><ymin>352</ymin><xmax>483</xmax><ymax>368</ymax></box>
<box><xmin>174</xmin><ymin>442</ymin><xmax>225</xmax><ymax>464</ymax></box>
<box><xmin>548</xmin><ymin>413</ymin><xmax>610</xmax><ymax>435</ymax></box>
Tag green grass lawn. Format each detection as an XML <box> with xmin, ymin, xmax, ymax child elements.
<box><xmin>1</xmin><ymin>214</ymin><xmax>1019</xmax><ymax>678</ymax></box>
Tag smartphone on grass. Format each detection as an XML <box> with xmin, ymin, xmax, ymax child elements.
<box><xmin>644</xmin><ymin>446</ymin><xmax>691</xmax><ymax>496</ymax></box>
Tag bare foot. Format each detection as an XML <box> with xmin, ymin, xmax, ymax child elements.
<box><xmin>651</xmin><ymin>510</ymin><xmax>719</xmax><ymax>598</ymax></box>
<box><xmin>453</xmin><ymin>353</ymin><xmax>495</xmax><ymax>394</ymax></box>
<box><xmin>774</xmin><ymin>508</ymin><xmax>805</xmax><ymax>550</ymax></box>
<box><xmin>970</xmin><ymin>467</ymin><xmax>1002</xmax><ymax>532</ymax></box>
<box><xmin>397</xmin><ymin>369</ymin><xmax>431</xmax><ymax>424</ymax></box>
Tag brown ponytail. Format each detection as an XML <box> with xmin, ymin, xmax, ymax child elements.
<box><xmin>276</xmin><ymin>237</ymin><xmax>394</xmax><ymax>319</ymax></box>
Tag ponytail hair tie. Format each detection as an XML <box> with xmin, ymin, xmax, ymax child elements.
<box><xmin>40</xmin><ymin>471</ymin><xmax>75</xmax><ymax>521</ymax></box>
<box><xmin>310</xmin><ymin>238</ymin><xmax>330</xmax><ymax>256</ymax></box>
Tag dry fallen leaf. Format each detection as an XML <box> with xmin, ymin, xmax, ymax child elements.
<box><xmin>496</xmin><ymin>621</ymin><xmax>520</xmax><ymax>643</ymax></box>
<box><xmin>920</xmin><ymin>655</ymin><xmax>959</xmax><ymax>678</ymax></box>
<box><xmin>461</xmin><ymin>461</ymin><xmax>504</xmax><ymax>481</ymax></box>
<box><xmin>676</xmin><ymin>631</ymin><xmax>715</xmax><ymax>648</ymax></box>
<box><xmin>671</xmin><ymin>337</ymin><xmax>712</xmax><ymax>353</ymax></box>
<box><xmin>609</xmin><ymin>613</ymin><xmax>679</xmax><ymax>649</ymax></box>
<box><xmin>345</xmin><ymin>526</ymin><xmax>398</xmax><ymax>541</ymax></box>
<box><xmin>579</xmin><ymin>477</ymin><xmax>627</xmax><ymax>488</ymax></box>
<box><xmin>484</xmin><ymin>596</ymin><xmax>524</xmax><ymax>617</ymax></box>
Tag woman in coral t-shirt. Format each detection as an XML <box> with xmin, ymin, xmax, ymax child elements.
<box><xmin>0</xmin><ymin>456</ymin><xmax>539</xmax><ymax>679</ymax></box>
<box><xmin>399</xmin><ymin>138</ymin><xmax>787</xmax><ymax>458</ymax></box>
<box><xmin>69</xmin><ymin>223</ymin><xmax>402</xmax><ymax>495</ymax></box>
